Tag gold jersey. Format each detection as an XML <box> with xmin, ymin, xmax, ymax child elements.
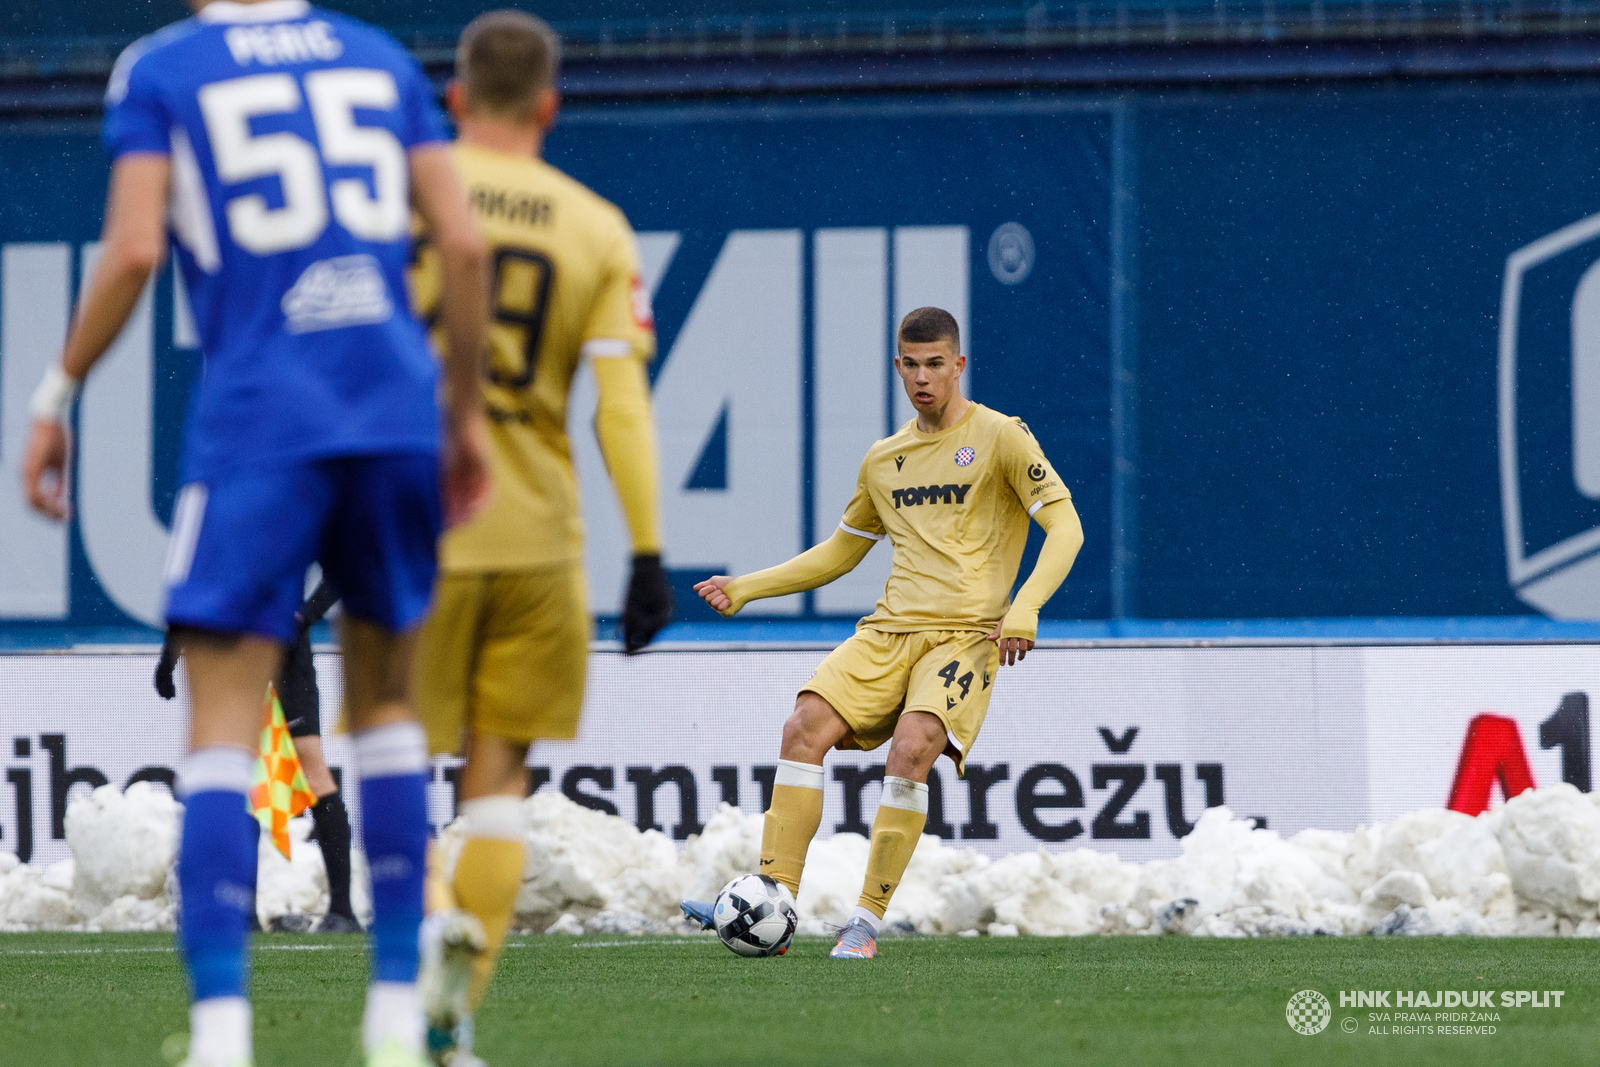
<box><xmin>839</xmin><ymin>402</ymin><xmax>1072</xmax><ymax>633</ymax></box>
<box><xmin>409</xmin><ymin>143</ymin><xmax>655</xmax><ymax>571</ymax></box>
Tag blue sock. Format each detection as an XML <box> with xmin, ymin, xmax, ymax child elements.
<box><xmin>177</xmin><ymin>747</ymin><xmax>257</xmax><ymax>1002</ymax></box>
<box><xmin>356</xmin><ymin>723</ymin><xmax>429</xmax><ymax>984</ymax></box>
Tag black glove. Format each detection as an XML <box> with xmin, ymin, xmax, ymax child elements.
<box><xmin>153</xmin><ymin>631</ymin><xmax>180</xmax><ymax>700</ymax></box>
<box><xmin>620</xmin><ymin>553</ymin><xmax>673</xmax><ymax>654</ymax></box>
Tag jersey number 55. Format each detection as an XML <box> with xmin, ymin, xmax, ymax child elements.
<box><xmin>198</xmin><ymin>69</ymin><xmax>408</xmax><ymax>254</ymax></box>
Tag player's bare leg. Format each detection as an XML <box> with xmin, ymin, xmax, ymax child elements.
<box><xmin>422</xmin><ymin>730</ymin><xmax>526</xmax><ymax>1066</ymax></box>
<box><xmin>177</xmin><ymin>632</ymin><xmax>282</xmax><ymax>1067</ymax></box>
<box><xmin>833</xmin><ymin>711</ymin><xmax>943</xmax><ymax>960</ymax></box>
<box><xmin>293</xmin><ymin>734</ymin><xmax>338</xmax><ymax>796</ymax></box>
<box><xmin>341</xmin><ymin>618</ymin><xmax>433</xmax><ymax>1062</ymax></box>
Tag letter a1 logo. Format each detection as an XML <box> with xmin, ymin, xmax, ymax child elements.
<box><xmin>1446</xmin><ymin>714</ymin><xmax>1536</xmax><ymax>816</ymax></box>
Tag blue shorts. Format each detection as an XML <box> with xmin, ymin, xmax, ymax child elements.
<box><xmin>163</xmin><ymin>453</ymin><xmax>441</xmax><ymax>644</ymax></box>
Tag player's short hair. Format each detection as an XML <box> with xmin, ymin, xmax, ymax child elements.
<box><xmin>456</xmin><ymin>10</ymin><xmax>561</xmax><ymax>119</ymax></box>
<box><xmin>897</xmin><ymin>306</ymin><xmax>961</xmax><ymax>354</ymax></box>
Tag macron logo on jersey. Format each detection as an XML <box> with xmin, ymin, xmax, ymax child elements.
<box><xmin>225</xmin><ymin>21</ymin><xmax>342</xmax><ymax>66</ymax></box>
<box><xmin>281</xmin><ymin>254</ymin><xmax>393</xmax><ymax>334</ymax></box>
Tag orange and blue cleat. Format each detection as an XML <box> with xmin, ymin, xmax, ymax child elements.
<box><xmin>829</xmin><ymin>917</ymin><xmax>877</xmax><ymax>959</ymax></box>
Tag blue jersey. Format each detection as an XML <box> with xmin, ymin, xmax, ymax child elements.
<box><xmin>102</xmin><ymin>0</ymin><xmax>449</xmax><ymax>479</ymax></box>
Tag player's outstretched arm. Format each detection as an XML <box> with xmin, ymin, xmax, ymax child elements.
<box><xmin>22</xmin><ymin>154</ymin><xmax>170</xmax><ymax>520</ymax></box>
<box><xmin>693</xmin><ymin>529</ymin><xmax>876</xmax><ymax>617</ymax></box>
<box><xmin>989</xmin><ymin>498</ymin><xmax>1084</xmax><ymax>666</ymax></box>
<box><xmin>409</xmin><ymin>145</ymin><xmax>491</xmax><ymax>528</ymax></box>
<box><xmin>592</xmin><ymin>356</ymin><xmax>672</xmax><ymax>651</ymax></box>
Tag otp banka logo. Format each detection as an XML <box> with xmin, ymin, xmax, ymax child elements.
<box><xmin>1500</xmin><ymin>212</ymin><xmax>1600</xmax><ymax>618</ymax></box>
<box><xmin>0</xmin><ymin>228</ymin><xmax>968</xmax><ymax>626</ymax></box>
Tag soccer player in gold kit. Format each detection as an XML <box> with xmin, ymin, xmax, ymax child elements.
<box><xmin>688</xmin><ymin>306</ymin><xmax>1084</xmax><ymax>959</ymax></box>
<box><xmin>407</xmin><ymin>11</ymin><xmax>670</xmax><ymax>1062</ymax></box>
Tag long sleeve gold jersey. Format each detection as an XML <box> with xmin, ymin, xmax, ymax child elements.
<box><xmin>409</xmin><ymin>143</ymin><xmax>657</xmax><ymax>572</ymax></box>
<box><xmin>838</xmin><ymin>402</ymin><xmax>1073</xmax><ymax>633</ymax></box>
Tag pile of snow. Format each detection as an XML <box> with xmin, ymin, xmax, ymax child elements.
<box><xmin>11</xmin><ymin>782</ymin><xmax>1600</xmax><ymax>937</ymax></box>
<box><xmin>0</xmin><ymin>781</ymin><xmax>367</xmax><ymax>933</ymax></box>
<box><xmin>255</xmin><ymin>815</ymin><xmax>373</xmax><ymax>928</ymax></box>
<box><xmin>0</xmin><ymin>781</ymin><xmax>180</xmax><ymax>932</ymax></box>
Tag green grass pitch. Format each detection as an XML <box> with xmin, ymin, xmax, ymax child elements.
<box><xmin>1</xmin><ymin>932</ymin><xmax>1594</xmax><ymax>1066</ymax></box>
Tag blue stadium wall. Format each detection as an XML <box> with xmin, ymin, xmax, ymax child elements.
<box><xmin>4</xmin><ymin>79</ymin><xmax>1600</xmax><ymax>643</ymax></box>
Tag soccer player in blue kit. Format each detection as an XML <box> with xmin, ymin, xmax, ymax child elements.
<box><xmin>19</xmin><ymin>2</ymin><xmax>491</xmax><ymax>1065</ymax></box>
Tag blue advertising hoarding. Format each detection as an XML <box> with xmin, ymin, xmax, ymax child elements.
<box><xmin>0</xmin><ymin>97</ymin><xmax>1115</xmax><ymax>641</ymax></box>
<box><xmin>5</xmin><ymin>81</ymin><xmax>1600</xmax><ymax>642</ymax></box>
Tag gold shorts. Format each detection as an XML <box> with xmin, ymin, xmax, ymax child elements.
<box><xmin>413</xmin><ymin>563</ymin><xmax>590</xmax><ymax>755</ymax></box>
<box><xmin>800</xmin><ymin>627</ymin><xmax>1000</xmax><ymax>776</ymax></box>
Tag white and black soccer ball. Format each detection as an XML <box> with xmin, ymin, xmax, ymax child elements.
<box><xmin>713</xmin><ymin>874</ymin><xmax>797</xmax><ymax>957</ymax></box>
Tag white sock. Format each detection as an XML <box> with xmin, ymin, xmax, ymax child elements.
<box><xmin>362</xmin><ymin>981</ymin><xmax>423</xmax><ymax>1053</ymax></box>
<box><xmin>775</xmin><ymin>759</ymin><xmax>825</xmax><ymax>789</ymax></box>
<box><xmin>190</xmin><ymin>996</ymin><xmax>251</xmax><ymax>1067</ymax></box>
<box><xmin>847</xmin><ymin>905</ymin><xmax>881</xmax><ymax>935</ymax></box>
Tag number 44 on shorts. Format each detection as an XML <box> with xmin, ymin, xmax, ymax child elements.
<box><xmin>937</xmin><ymin>660</ymin><xmax>974</xmax><ymax>700</ymax></box>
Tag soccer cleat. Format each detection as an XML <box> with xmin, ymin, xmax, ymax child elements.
<box><xmin>266</xmin><ymin>913</ymin><xmax>315</xmax><ymax>933</ymax></box>
<box><xmin>419</xmin><ymin>910</ymin><xmax>487</xmax><ymax>1066</ymax></box>
<box><xmin>829</xmin><ymin>918</ymin><xmax>878</xmax><ymax>959</ymax></box>
<box><xmin>431</xmin><ymin>1015</ymin><xmax>487</xmax><ymax>1067</ymax></box>
<box><xmin>164</xmin><ymin>1033</ymin><xmax>252</xmax><ymax>1067</ymax></box>
<box><xmin>366</xmin><ymin>1036</ymin><xmax>430</xmax><ymax>1067</ymax></box>
<box><xmin>679</xmin><ymin>900</ymin><xmax>716</xmax><ymax>930</ymax></box>
<box><xmin>427</xmin><ymin>1023</ymin><xmax>487</xmax><ymax>1067</ymax></box>
<box><xmin>314</xmin><ymin>911</ymin><xmax>363</xmax><ymax>934</ymax></box>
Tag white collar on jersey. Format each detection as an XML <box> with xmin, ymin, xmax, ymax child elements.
<box><xmin>197</xmin><ymin>0</ymin><xmax>312</xmax><ymax>24</ymax></box>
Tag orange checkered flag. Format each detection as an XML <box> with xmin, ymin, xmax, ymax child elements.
<box><xmin>249</xmin><ymin>683</ymin><xmax>317</xmax><ymax>860</ymax></box>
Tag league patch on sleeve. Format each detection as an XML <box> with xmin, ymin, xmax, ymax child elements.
<box><xmin>631</xmin><ymin>273</ymin><xmax>654</xmax><ymax>330</ymax></box>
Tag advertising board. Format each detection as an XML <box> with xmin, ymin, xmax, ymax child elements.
<box><xmin>4</xmin><ymin>644</ymin><xmax>1591</xmax><ymax>868</ymax></box>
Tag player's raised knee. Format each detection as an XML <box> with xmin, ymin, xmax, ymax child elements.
<box><xmin>885</xmin><ymin>711</ymin><xmax>947</xmax><ymax>779</ymax></box>
<box><xmin>780</xmin><ymin>692</ymin><xmax>847</xmax><ymax>762</ymax></box>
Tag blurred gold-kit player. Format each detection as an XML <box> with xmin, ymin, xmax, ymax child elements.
<box><xmin>686</xmin><ymin>306</ymin><xmax>1084</xmax><ymax>959</ymax></box>
<box><xmin>408</xmin><ymin>11</ymin><xmax>671</xmax><ymax>1063</ymax></box>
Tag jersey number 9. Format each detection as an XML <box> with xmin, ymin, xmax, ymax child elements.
<box><xmin>413</xmin><ymin>241</ymin><xmax>555</xmax><ymax>393</ymax></box>
<box><xmin>487</xmin><ymin>247</ymin><xmax>554</xmax><ymax>389</ymax></box>
<box><xmin>198</xmin><ymin>69</ymin><xmax>408</xmax><ymax>254</ymax></box>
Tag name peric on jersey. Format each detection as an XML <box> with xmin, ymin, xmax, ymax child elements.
<box><xmin>103</xmin><ymin>0</ymin><xmax>448</xmax><ymax>480</ymax></box>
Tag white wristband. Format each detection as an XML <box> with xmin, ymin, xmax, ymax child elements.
<box><xmin>28</xmin><ymin>365</ymin><xmax>81</xmax><ymax>423</ymax></box>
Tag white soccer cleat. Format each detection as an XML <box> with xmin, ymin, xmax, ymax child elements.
<box><xmin>419</xmin><ymin>910</ymin><xmax>487</xmax><ymax>1066</ymax></box>
<box><xmin>365</xmin><ymin>1036</ymin><xmax>431</xmax><ymax>1067</ymax></box>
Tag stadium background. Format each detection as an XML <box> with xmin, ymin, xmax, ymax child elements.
<box><xmin>5</xmin><ymin>0</ymin><xmax>1600</xmax><ymax>866</ymax></box>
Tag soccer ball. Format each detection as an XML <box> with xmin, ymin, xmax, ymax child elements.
<box><xmin>713</xmin><ymin>874</ymin><xmax>798</xmax><ymax>957</ymax></box>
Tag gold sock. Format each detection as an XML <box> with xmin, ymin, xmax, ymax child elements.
<box><xmin>760</xmin><ymin>775</ymin><xmax>824</xmax><ymax>896</ymax></box>
<box><xmin>425</xmin><ymin>840</ymin><xmax>457</xmax><ymax>915</ymax></box>
<box><xmin>451</xmin><ymin>836</ymin><xmax>526</xmax><ymax>1010</ymax></box>
<box><xmin>856</xmin><ymin>777</ymin><xmax>929</xmax><ymax>918</ymax></box>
